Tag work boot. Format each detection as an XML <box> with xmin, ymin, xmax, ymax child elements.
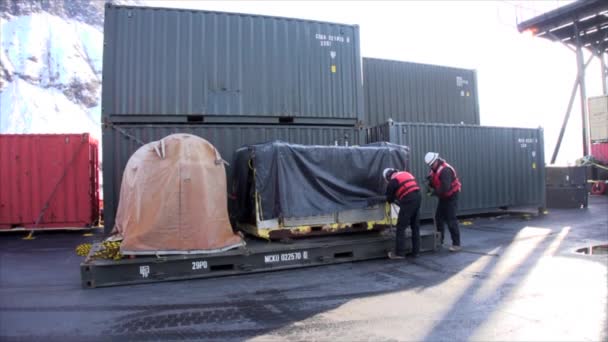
<box><xmin>388</xmin><ymin>251</ymin><xmax>405</xmax><ymax>260</ymax></box>
<box><xmin>449</xmin><ymin>245</ymin><xmax>462</xmax><ymax>252</ymax></box>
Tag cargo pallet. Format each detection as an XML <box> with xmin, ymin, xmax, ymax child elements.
<box><xmin>81</xmin><ymin>230</ymin><xmax>438</xmax><ymax>288</ymax></box>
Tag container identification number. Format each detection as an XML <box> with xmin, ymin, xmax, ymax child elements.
<box><xmin>315</xmin><ymin>33</ymin><xmax>350</xmax><ymax>47</ymax></box>
<box><xmin>517</xmin><ymin>138</ymin><xmax>538</xmax><ymax>148</ymax></box>
<box><xmin>192</xmin><ymin>261</ymin><xmax>208</xmax><ymax>270</ymax></box>
<box><xmin>264</xmin><ymin>251</ymin><xmax>309</xmax><ymax>264</ymax></box>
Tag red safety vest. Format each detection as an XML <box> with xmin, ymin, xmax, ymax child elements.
<box><xmin>392</xmin><ymin>171</ymin><xmax>420</xmax><ymax>200</ymax></box>
<box><xmin>429</xmin><ymin>162</ymin><xmax>461</xmax><ymax>198</ymax></box>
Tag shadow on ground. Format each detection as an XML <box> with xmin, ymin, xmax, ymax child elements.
<box><xmin>0</xmin><ymin>196</ymin><xmax>606</xmax><ymax>341</ymax></box>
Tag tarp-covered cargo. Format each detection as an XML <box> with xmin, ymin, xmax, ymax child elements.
<box><xmin>232</xmin><ymin>141</ymin><xmax>409</xmax><ymax>239</ymax></box>
<box><xmin>102</xmin><ymin>124</ymin><xmax>362</xmax><ymax>234</ymax></box>
<box><xmin>112</xmin><ymin>134</ymin><xmax>244</xmax><ymax>254</ymax></box>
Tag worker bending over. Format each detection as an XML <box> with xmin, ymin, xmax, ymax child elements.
<box><xmin>383</xmin><ymin>168</ymin><xmax>421</xmax><ymax>260</ymax></box>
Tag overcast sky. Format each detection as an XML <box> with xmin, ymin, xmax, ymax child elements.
<box><xmin>149</xmin><ymin>0</ymin><xmax>604</xmax><ymax>165</ymax></box>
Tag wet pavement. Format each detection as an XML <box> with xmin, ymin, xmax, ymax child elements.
<box><xmin>1</xmin><ymin>196</ymin><xmax>607</xmax><ymax>341</ymax></box>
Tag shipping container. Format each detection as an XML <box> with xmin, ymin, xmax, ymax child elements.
<box><xmin>588</xmin><ymin>95</ymin><xmax>608</xmax><ymax>142</ymax></box>
<box><xmin>546</xmin><ymin>166</ymin><xmax>587</xmax><ymax>187</ymax></box>
<box><xmin>0</xmin><ymin>134</ymin><xmax>100</xmax><ymax>229</ymax></box>
<box><xmin>367</xmin><ymin>121</ymin><xmax>545</xmax><ymax>219</ymax></box>
<box><xmin>102</xmin><ymin>4</ymin><xmax>363</xmax><ymax>124</ymax></box>
<box><xmin>363</xmin><ymin>58</ymin><xmax>480</xmax><ymax>126</ymax></box>
<box><xmin>591</xmin><ymin>142</ymin><xmax>608</xmax><ymax>164</ymax></box>
<box><xmin>546</xmin><ymin>186</ymin><xmax>588</xmax><ymax>209</ymax></box>
<box><xmin>102</xmin><ymin>124</ymin><xmax>363</xmax><ymax>233</ymax></box>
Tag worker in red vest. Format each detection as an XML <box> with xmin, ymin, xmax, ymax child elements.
<box><xmin>425</xmin><ymin>152</ymin><xmax>462</xmax><ymax>252</ymax></box>
<box><xmin>383</xmin><ymin>168</ymin><xmax>421</xmax><ymax>259</ymax></box>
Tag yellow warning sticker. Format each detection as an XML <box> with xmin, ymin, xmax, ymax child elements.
<box><xmin>532</xmin><ymin>162</ymin><xmax>536</xmax><ymax>169</ymax></box>
<box><xmin>331</xmin><ymin>65</ymin><xmax>336</xmax><ymax>73</ymax></box>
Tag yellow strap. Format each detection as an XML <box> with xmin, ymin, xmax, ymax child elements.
<box><xmin>22</xmin><ymin>231</ymin><xmax>35</xmax><ymax>240</ymax></box>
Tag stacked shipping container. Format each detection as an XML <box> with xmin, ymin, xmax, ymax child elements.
<box><xmin>588</xmin><ymin>95</ymin><xmax>608</xmax><ymax>143</ymax></box>
<box><xmin>363</xmin><ymin>58</ymin><xmax>545</xmax><ymax>216</ymax></box>
<box><xmin>102</xmin><ymin>4</ymin><xmax>363</xmax><ymax>125</ymax></box>
<box><xmin>102</xmin><ymin>4</ymin><xmax>546</xmax><ymax>234</ymax></box>
<box><xmin>363</xmin><ymin>58</ymin><xmax>480</xmax><ymax>126</ymax></box>
<box><xmin>102</xmin><ymin>4</ymin><xmax>365</xmax><ymax>233</ymax></box>
<box><xmin>588</xmin><ymin>96</ymin><xmax>608</xmax><ymax>169</ymax></box>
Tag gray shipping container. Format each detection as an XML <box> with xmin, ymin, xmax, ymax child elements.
<box><xmin>363</xmin><ymin>58</ymin><xmax>480</xmax><ymax>126</ymax></box>
<box><xmin>367</xmin><ymin>121</ymin><xmax>545</xmax><ymax>219</ymax></box>
<box><xmin>102</xmin><ymin>124</ymin><xmax>362</xmax><ymax>233</ymax></box>
<box><xmin>102</xmin><ymin>4</ymin><xmax>363</xmax><ymax>125</ymax></box>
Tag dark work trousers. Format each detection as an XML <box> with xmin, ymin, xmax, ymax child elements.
<box><xmin>435</xmin><ymin>192</ymin><xmax>461</xmax><ymax>246</ymax></box>
<box><xmin>395</xmin><ymin>190</ymin><xmax>421</xmax><ymax>257</ymax></box>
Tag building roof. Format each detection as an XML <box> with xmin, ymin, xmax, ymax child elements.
<box><xmin>517</xmin><ymin>0</ymin><xmax>608</xmax><ymax>52</ymax></box>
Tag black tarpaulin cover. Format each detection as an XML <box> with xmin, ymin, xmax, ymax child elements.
<box><xmin>233</xmin><ymin>141</ymin><xmax>409</xmax><ymax>221</ymax></box>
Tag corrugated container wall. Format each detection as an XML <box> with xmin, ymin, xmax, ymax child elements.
<box><xmin>103</xmin><ymin>124</ymin><xmax>362</xmax><ymax>233</ymax></box>
<box><xmin>363</xmin><ymin>58</ymin><xmax>480</xmax><ymax>126</ymax></box>
<box><xmin>591</xmin><ymin>142</ymin><xmax>608</xmax><ymax>164</ymax></box>
<box><xmin>588</xmin><ymin>95</ymin><xmax>608</xmax><ymax>142</ymax></box>
<box><xmin>102</xmin><ymin>4</ymin><xmax>363</xmax><ymax>125</ymax></box>
<box><xmin>0</xmin><ymin>134</ymin><xmax>100</xmax><ymax>229</ymax></box>
<box><xmin>367</xmin><ymin>122</ymin><xmax>545</xmax><ymax>219</ymax></box>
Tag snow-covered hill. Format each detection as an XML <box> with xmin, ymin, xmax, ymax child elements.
<box><xmin>0</xmin><ymin>0</ymin><xmax>139</xmax><ymax>139</ymax></box>
<box><xmin>0</xmin><ymin>10</ymin><xmax>102</xmax><ymax>136</ymax></box>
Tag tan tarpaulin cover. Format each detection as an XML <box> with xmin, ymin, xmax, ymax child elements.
<box><xmin>112</xmin><ymin>134</ymin><xmax>244</xmax><ymax>255</ymax></box>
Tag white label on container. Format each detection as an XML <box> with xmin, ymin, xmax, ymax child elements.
<box><xmin>456</xmin><ymin>76</ymin><xmax>469</xmax><ymax>87</ymax></box>
<box><xmin>316</xmin><ymin>32</ymin><xmax>350</xmax><ymax>47</ymax></box>
<box><xmin>192</xmin><ymin>261</ymin><xmax>208</xmax><ymax>270</ymax></box>
<box><xmin>140</xmin><ymin>265</ymin><xmax>150</xmax><ymax>278</ymax></box>
<box><xmin>264</xmin><ymin>251</ymin><xmax>309</xmax><ymax>264</ymax></box>
<box><xmin>330</xmin><ymin>51</ymin><xmax>336</xmax><ymax>59</ymax></box>
<box><xmin>517</xmin><ymin>138</ymin><xmax>538</xmax><ymax>144</ymax></box>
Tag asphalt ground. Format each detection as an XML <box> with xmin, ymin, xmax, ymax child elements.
<box><xmin>1</xmin><ymin>196</ymin><xmax>607</xmax><ymax>341</ymax></box>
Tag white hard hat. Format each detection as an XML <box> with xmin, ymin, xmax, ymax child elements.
<box><xmin>424</xmin><ymin>152</ymin><xmax>439</xmax><ymax>166</ymax></box>
<box><xmin>382</xmin><ymin>168</ymin><xmax>397</xmax><ymax>182</ymax></box>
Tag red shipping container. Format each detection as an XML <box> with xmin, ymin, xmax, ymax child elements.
<box><xmin>0</xmin><ymin>134</ymin><xmax>100</xmax><ymax>229</ymax></box>
<box><xmin>591</xmin><ymin>142</ymin><xmax>608</xmax><ymax>165</ymax></box>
